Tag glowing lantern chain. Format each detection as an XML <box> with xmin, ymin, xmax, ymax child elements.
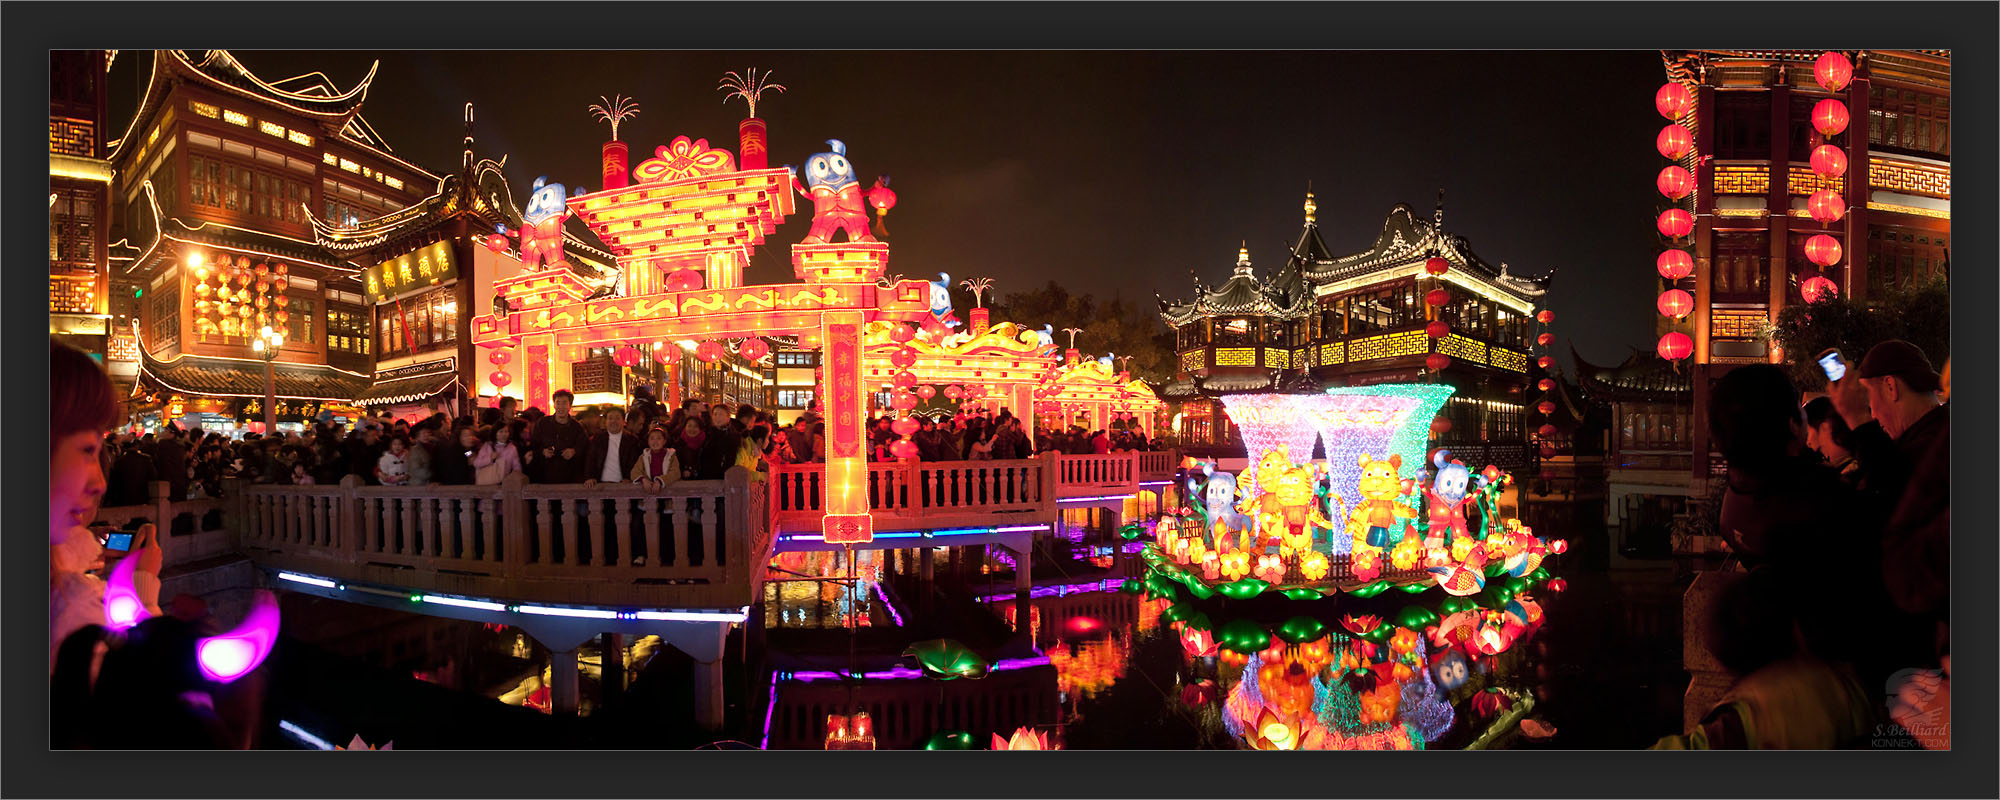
<box><xmin>1803</xmin><ymin>51</ymin><xmax>1852</xmax><ymax>304</ymax></box>
<box><xmin>1654</xmin><ymin>77</ymin><xmax>1697</xmax><ymax>362</ymax></box>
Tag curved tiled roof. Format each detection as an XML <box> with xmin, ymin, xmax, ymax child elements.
<box><xmin>1305</xmin><ymin>204</ymin><xmax>1553</xmax><ymax>300</ymax></box>
<box><xmin>136</xmin><ymin>346</ymin><xmax>371</xmax><ymax>402</ymax></box>
<box><xmin>1158</xmin><ymin>247</ymin><xmax>1313</xmax><ymax>327</ymax></box>
<box><xmin>1571</xmin><ymin>344</ymin><xmax>1692</xmax><ymax>400</ymax></box>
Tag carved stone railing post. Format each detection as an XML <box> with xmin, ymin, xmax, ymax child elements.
<box><xmin>339</xmin><ymin>475</ymin><xmax>364</xmax><ymax>557</ymax></box>
<box><xmin>501</xmin><ymin>472</ymin><xmax>531</xmax><ymax>572</ymax></box>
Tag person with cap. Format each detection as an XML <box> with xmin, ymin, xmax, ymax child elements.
<box><xmin>1825</xmin><ymin>339</ymin><xmax>1949</xmax><ymax>673</ymax></box>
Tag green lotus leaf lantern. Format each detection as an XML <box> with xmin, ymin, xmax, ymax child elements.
<box><xmin>1276</xmin><ymin>616</ymin><xmax>1328</xmax><ymax>644</ymax></box>
<box><xmin>1217</xmin><ymin>619</ymin><xmax>1271</xmax><ymax>654</ymax></box>
<box><xmin>1217</xmin><ymin>578</ymin><xmax>1270</xmax><ymax>600</ymax></box>
<box><xmin>903</xmin><ymin>639</ymin><xmax>992</xmax><ymax>681</ymax></box>
<box><xmin>1396</xmin><ymin>606</ymin><xmax>1440</xmax><ymax>631</ymax></box>
<box><xmin>924</xmin><ymin>731</ymin><xmax>976</xmax><ymax>750</ymax></box>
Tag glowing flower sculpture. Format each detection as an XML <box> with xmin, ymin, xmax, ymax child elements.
<box><xmin>902</xmin><ymin>639</ymin><xmax>991</xmax><ymax>680</ymax></box>
<box><xmin>992</xmin><ymin>727</ymin><xmax>1056</xmax><ymax>750</ymax></box>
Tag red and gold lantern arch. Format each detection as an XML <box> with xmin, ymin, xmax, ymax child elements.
<box><xmin>1036</xmin><ymin>350</ymin><xmax>1165</xmax><ymax>437</ymax></box>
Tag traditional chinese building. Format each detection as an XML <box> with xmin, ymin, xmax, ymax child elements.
<box><xmin>1661</xmin><ymin>49</ymin><xmax>1949</xmax><ymax>483</ymax></box>
<box><xmin>1571</xmin><ymin>347</ymin><xmax>1694</xmax><ymax>544</ymax></box>
<box><xmin>108</xmin><ymin>50</ymin><xmax>437</xmax><ymax>433</ymax></box>
<box><xmin>51</xmin><ymin>51</ymin><xmax>118</xmax><ymax>372</ymax></box>
<box><xmin>1159</xmin><ymin>192</ymin><xmax>1553</xmax><ymax>471</ymax></box>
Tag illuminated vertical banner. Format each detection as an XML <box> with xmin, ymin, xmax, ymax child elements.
<box><xmin>821</xmin><ymin>312</ymin><xmax>872</xmax><ymax>544</ymax></box>
<box><xmin>527</xmin><ymin>343</ymin><xmax>552</xmax><ymax>412</ymax></box>
<box><xmin>738</xmin><ymin>117</ymin><xmax>769</xmax><ymax>170</ymax></box>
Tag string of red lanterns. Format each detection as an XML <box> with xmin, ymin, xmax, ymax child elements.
<box><xmin>1803</xmin><ymin>51</ymin><xmax>1853</xmax><ymax>305</ymax></box>
<box><xmin>1654</xmin><ymin>74</ymin><xmax>1698</xmax><ymax>362</ymax></box>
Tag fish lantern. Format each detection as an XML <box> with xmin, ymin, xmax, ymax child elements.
<box><xmin>486</xmin><ymin>233</ymin><xmax>510</xmax><ymax>253</ymax></box>
<box><xmin>1656</xmin><ymin>166</ymin><xmax>1694</xmax><ymax>200</ymax></box>
<box><xmin>1812</xmin><ymin>98</ymin><xmax>1850</xmax><ymax>137</ymax></box>
<box><xmin>1425</xmin><ymin>353</ymin><xmax>1451</xmax><ymax>372</ymax></box>
<box><xmin>889</xmin><ymin>324</ymin><xmax>916</xmax><ymax>344</ymax></box>
<box><xmin>1801</xmin><ymin>276</ymin><xmax>1839</xmax><ymax>304</ymax></box>
<box><xmin>1424</xmin><ymin>256</ymin><xmax>1450</xmax><ymax>276</ymax></box>
<box><xmin>890</xmin><ymin>440</ymin><xmax>919</xmax><ymax>460</ymax></box>
<box><xmin>1536</xmin><ymin>356</ymin><xmax>1554</xmax><ymax>369</ymax></box>
<box><xmin>1657</xmin><ymin>289</ymin><xmax>1694</xmax><ymax>318</ymax></box>
<box><xmin>490</xmin><ymin>370</ymin><xmax>513</xmax><ymax>388</ymax></box>
<box><xmin>738</xmin><ymin>338</ymin><xmax>770</xmax><ymax>361</ymax></box>
<box><xmin>695</xmin><ymin>340</ymin><xmax>726</xmax><ymax>363</ymax></box>
<box><xmin>1425</xmin><ymin>321</ymin><xmax>1450</xmax><ymax>339</ymax></box>
<box><xmin>666</xmin><ymin>269</ymin><xmax>704</xmax><ymax>292</ymax></box>
<box><xmin>1810</xmin><ymin>144</ymin><xmax>1848</xmax><ymax>179</ymax></box>
<box><xmin>1656</xmin><ymin>209</ymin><xmax>1694</xmax><ymax>239</ymax></box>
<box><xmin>1536</xmin><ymin>401</ymin><xmax>1557</xmax><ymax>416</ymax></box>
<box><xmin>1536</xmin><ymin>309</ymin><xmax>1554</xmax><ymax>325</ymax></box>
<box><xmin>1425</xmin><ymin>288</ymin><xmax>1450</xmax><ymax>307</ymax></box>
<box><xmin>1808</xmin><ymin>189</ymin><xmax>1846</xmax><ymax>224</ymax></box>
<box><xmin>1657</xmin><ymin>249</ymin><xmax>1694</xmax><ymax>280</ymax></box>
<box><xmin>1657</xmin><ymin>332</ymin><xmax>1693</xmax><ymax>361</ymax></box>
<box><xmin>1815</xmin><ymin>51</ymin><xmax>1854</xmax><ymax>92</ymax></box>
<box><xmin>1656</xmin><ymin>123</ymin><xmax>1693</xmax><ymax>160</ymax></box>
<box><xmin>1655</xmin><ymin>81</ymin><xmax>1693</xmax><ymax>119</ymax></box>
<box><xmin>892</xmin><ymin>417</ymin><xmax>921</xmax><ymax>436</ymax></box>
<box><xmin>1805</xmin><ymin>234</ymin><xmax>1843</xmax><ymax>267</ymax></box>
<box><xmin>491</xmin><ymin>349</ymin><xmax>512</xmax><ymax>366</ymax></box>
<box><xmin>890</xmin><ymin>348</ymin><xmax>918</xmax><ymax>369</ymax></box>
<box><xmin>944</xmin><ymin>385</ymin><xmax>964</xmax><ymax>400</ymax></box>
<box><xmin>1537</xmin><ymin>333</ymin><xmax>1555</xmax><ymax>347</ymax></box>
<box><xmin>614</xmin><ymin>346</ymin><xmax>642</xmax><ymax>367</ymax></box>
<box><xmin>917</xmin><ymin>385</ymin><xmax>937</xmax><ymax>399</ymax></box>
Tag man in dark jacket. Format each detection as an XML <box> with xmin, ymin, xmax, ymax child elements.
<box><xmin>151</xmin><ymin>425</ymin><xmax>189</xmax><ymax>501</ymax></box>
<box><xmin>530</xmin><ymin>390</ymin><xmax>589</xmax><ymax>483</ymax></box>
<box><xmin>692</xmin><ymin>405</ymin><xmax>742</xmax><ymax>480</ymax></box>
<box><xmin>584</xmin><ymin>407</ymin><xmax>643</xmax><ymax>485</ymax></box>
<box><xmin>106</xmin><ymin>442</ymin><xmax>158</xmax><ymax>508</ymax></box>
<box><xmin>344</xmin><ymin>425</ymin><xmax>384</xmax><ymax>485</ymax></box>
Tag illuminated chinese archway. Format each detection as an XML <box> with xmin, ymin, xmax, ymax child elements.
<box><xmin>470</xmin><ymin>134</ymin><xmax>932</xmax><ymax>545</ymax></box>
<box><xmin>861</xmin><ymin>317</ymin><xmax>1059</xmax><ymax>441</ymax></box>
<box><xmin>1036</xmin><ymin>350</ymin><xmax>1166</xmax><ymax>438</ymax></box>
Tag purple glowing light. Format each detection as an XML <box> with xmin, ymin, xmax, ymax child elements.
<box><xmin>784</xmin><ymin>656</ymin><xmax>1051</xmax><ymax>683</ymax></box>
<box><xmin>197</xmin><ymin>590</ymin><xmax>279</xmax><ymax>683</ymax></box>
<box><xmin>103</xmin><ymin>554</ymin><xmax>151</xmax><ymax>632</ymax></box>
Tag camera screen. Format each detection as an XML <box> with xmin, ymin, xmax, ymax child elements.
<box><xmin>104</xmin><ymin>532</ymin><xmax>134</xmax><ymax>552</ymax></box>
<box><xmin>1818</xmin><ymin>352</ymin><xmax>1847</xmax><ymax>382</ymax></box>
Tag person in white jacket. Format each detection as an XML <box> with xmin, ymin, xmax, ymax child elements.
<box><xmin>50</xmin><ymin>339</ymin><xmax>163</xmax><ymax>672</ymax></box>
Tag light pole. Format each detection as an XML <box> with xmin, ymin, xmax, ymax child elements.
<box><xmin>251</xmin><ymin>325</ymin><xmax>285</xmax><ymax>434</ymax></box>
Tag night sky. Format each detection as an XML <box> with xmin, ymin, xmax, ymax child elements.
<box><xmin>108</xmin><ymin>50</ymin><xmax>1669</xmax><ymax>369</ymax></box>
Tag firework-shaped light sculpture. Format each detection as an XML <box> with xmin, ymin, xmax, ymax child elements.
<box><xmin>720</xmin><ymin>68</ymin><xmax>786</xmax><ymax>170</ymax></box>
<box><xmin>589</xmin><ymin>94</ymin><xmax>642</xmax><ymax>190</ymax></box>
<box><xmin>961</xmin><ymin>276</ymin><xmax>995</xmax><ymax>334</ymax></box>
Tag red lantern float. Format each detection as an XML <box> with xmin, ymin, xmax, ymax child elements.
<box><xmin>490</xmin><ymin>370</ymin><xmax>512</xmax><ymax>388</ymax></box>
<box><xmin>1802</xmin><ymin>275</ymin><xmax>1839</xmax><ymax>304</ymax></box>
<box><xmin>1537</xmin><ymin>424</ymin><xmax>1558</xmax><ymax>438</ymax></box>
<box><xmin>614</xmin><ymin>345</ymin><xmax>642</xmax><ymax>367</ymax></box>
<box><xmin>1810</xmin><ymin>144</ymin><xmax>1848</xmax><ymax>179</ymax></box>
<box><xmin>1804</xmin><ymin>234</ymin><xmax>1843</xmax><ymax>267</ymax></box>
<box><xmin>917</xmin><ymin>385</ymin><xmax>937</xmax><ymax>400</ymax></box>
<box><xmin>1656</xmin><ymin>124</ymin><xmax>1693</xmax><ymax>160</ymax></box>
<box><xmin>1654</xmin><ymin>82</ymin><xmax>1693</xmax><ymax>120</ymax></box>
<box><xmin>1536</xmin><ymin>401</ymin><xmax>1557</xmax><ymax>415</ymax></box>
<box><xmin>1808</xmin><ymin>189</ymin><xmax>1846</xmax><ymax>224</ymax></box>
<box><xmin>1537</xmin><ymin>356</ymin><xmax>1554</xmax><ymax>369</ymax></box>
<box><xmin>1536</xmin><ymin>332</ymin><xmax>1555</xmax><ymax>347</ymax></box>
<box><xmin>1536</xmin><ymin>310</ymin><xmax>1555</xmax><ymax>325</ymax></box>
<box><xmin>1811</xmin><ymin>99</ymin><xmax>1850</xmax><ymax>137</ymax></box>
<box><xmin>1656</xmin><ymin>166</ymin><xmax>1694</xmax><ymax>200</ymax></box>
<box><xmin>666</xmin><ymin>269</ymin><xmax>704</xmax><ymax>292</ymax></box>
<box><xmin>1425</xmin><ymin>353</ymin><xmax>1451</xmax><ymax>372</ymax></box>
<box><xmin>1657</xmin><ymin>289</ymin><xmax>1694</xmax><ymax>319</ymax></box>
<box><xmin>1657</xmin><ymin>332</ymin><xmax>1693</xmax><ymax>361</ymax></box>
<box><xmin>1424</xmin><ymin>256</ymin><xmax>1450</xmax><ymax>276</ymax></box>
<box><xmin>1425</xmin><ymin>321</ymin><xmax>1450</xmax><ymax>339</ymax></box>
<box><xmin>1425</xmin><ymin>288</ymin><xmax>1451</xmax><ymax>307</ymax></box>
<box><xmin>738</xmin><ymin>337</ymin><xmax>770</xmax><ymax>361</ymax></box>
<box><xmin>1657</xmin><ymin>249</ymin><xmax>1694</xmax><ymax>281</ymax></box>
<box><xmin>1814</xmin><ymin>51</ymin><xmax>1853</xmax><ymax>92</ymax></box>
<box><xmin>1656</xmin><ymin>209</ymin><xmax>1694</xmax><ymax>239</ymax></box>
<box><xmin>1537</xmin><ymin>379</ymin><xmax>1555</xmax><ymax>392</ymax></box>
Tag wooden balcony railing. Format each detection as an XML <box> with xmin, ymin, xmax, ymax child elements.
<box><xmin>769</xmin><ymin>456</ymin><xmax>1058</xmax><ymax>533</ymax></box>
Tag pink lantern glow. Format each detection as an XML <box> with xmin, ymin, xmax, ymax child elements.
<box><xmin>486</xmin><ymin>233</ymin><xmax>510</xmax><ymax>253</ymax></box>
<box><xmin>892</xmin><ymin>392</ymin><xmax>919</xmax><ymax>411</ymax></box>
<box><xmin>1656</xmin><ymin>124</ymin><xmax>1693</xmax><ymax>160</ymax></box>
<box><xmin>1814</xmin><ymin>51</ymin><xmax>1853</xmax><ymax>92</ymax></box>
<box><xmin>892</xmin><ymin>417</ymin><xmax>921</xmax><ymax>436</ymax></box>
<box><xmin>1655</xmin><ymin>82</ymin><xmax>1693</xmax><ymax>120</ymax></box>
<box><xmin>1812</xmin><ymin>99</ymin><xmax>1850</xmax><ymax>137</ymax></box>
<box><xmin>890</xmin><ymin>440</ymin><xmax>919</xmax><ymax>460</ymax></box>
<box><xmin>1657</xmin><ymin>249</ymin><xmax>1694</xmax><ymax>280</ymax></box>
<box><xmin>695</xmin><ymin>341</ymin><xmax>726</xmax><ymax>362</ymax></box>
<box><xmin>1802</xmin><ymin>276</ymin><xmax>1839</xmax><ymax>304</ymax></box>
<box><xmin>653</xmin><ymin>345</ymin><xmax>673</xmax><ymax>365</ymax></box>
<box><xmin>892</xmin><ymin>371</ymin><xmax>918</xmax><ymax>388</ymax></box>
<box><xmin>197</xmin><ymin>590</ymin><xmax>280</xmax><ymax>683</ymax></box>
<box><xmin>1804</xmin><ymin>234</ymin><xmax>1843</xmax><ymax>267</ymax></box>
<box><xmin>1656</xmin><ymin>166</ymin><xmax>1694</xmax><ymax>200</ymax></box>
<box><xmin>1656</xmin><ymin>209</ymin><xmax>1694</xmax><ymax>239</ymax></box>
<box><xmin>1657</xmin><ymin>332</ymin><xmax>1693</xmax><ymax>361</ymax></box>
<box><xmin>1657</xmin><ymin>289</ymin><xmax>1694</xmax><ymax>318</ymax></box>
<box><xmin>889</xmin><ymin>324</ymin><xmax>916</xmax><ymax>343</ymax></box>
<box><xmin>890</xmin><ymin>348</ymin><xmax>918</xmax><ymax>369</ymax></box>
<box><xmin>1810</xmin><ymin>144</ymin><xmax>1848</xmax><ymax>179</ymax></box>
<box><xmin>944</xmin><ymin>385</ymin><xmax>964</xmax><ymax>400</ymax></box>
<box><xmin>1808</xmin><ymin>189</ymin><xmax>1846</xmax><ymax>224</ymax></box>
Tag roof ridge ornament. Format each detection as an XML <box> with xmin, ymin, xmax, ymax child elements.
<box><xmin>1304</xmin><ymin>184</ymin><xmax>1317</xmax><ymax>225</ymax></box>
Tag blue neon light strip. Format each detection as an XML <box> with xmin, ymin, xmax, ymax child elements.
<box><xmin>1058</xmin><ymin>494</ymin><xmax>1136</xmax><ymax>503</ymax></box>
<box><xmin>270</xmin><ymin>569</ymin><xmax>749</xmax><ymax>623</ymax></box>
<box><xmin>781</xmin><ymin>656</ymin><xmax>1051</xmax><ymax>683</ymax></box>
<box><xmin>280</xmin><ymin>720</ymin><xmax>334</xmax><ymax>751</ymax></box>
<box><xmin>781</xmin><ymin>523</ymin><xmax>1050</xmax><ymax>543</ymax></box>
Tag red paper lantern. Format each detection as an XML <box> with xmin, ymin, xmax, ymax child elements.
<box><xmin>1537</xmin><ymin>356</ymin><xmax>1554</xmax><ymax>369</ymax></box>
<box><xmin>893</xmin><ymin>371</ymin><xmax>918</xmax><ymax>388</ymax></box>
<box><xmin>1809</xmin><ymin>144</ymin><xmax>1848</xmax><ymax>179</ymax></box>
<box><xmin>1657</xmin><ymin>249</ymin><xmax>1694</xmax><ymax>280</ymax></box>
<box><xmin>738</xmin><ymin>338</ymin><xmax>770</xmax><ymax>361</ymax></box>
<box><xmin>1536</xmin><ymin>332</ymin><xmax>1555</xmax><ymax>347</ymax></box>
<box><xmin>1657</xmin><ymin>331</ymin><xmax>1693</xmax><ymax>361</ymax></box>
<box><xmin>273</xmin><ymin>310</ymin><xmax>288</xmax><ymax>325</ymax></box>
<box><xmin>1804</xmin><ymin>234</ymin><xmax>1843</xmax><ymax>267</ymax></box>
<box><xmin>653</xmin><ymin>345</ymin><xmax>673</xmax><ymax>365</ymax></box>
<box><xmin>1655</xmin><ymin>82</ymin><xmax>1693</xmax><ymax>120</ymax></box>
<box><xmin>695</xmin><ymin>340</ymin><xmax>726</xmax><ymax>362</ymax></box>
<box><xmin>1814</xmin><ymin>51</ymin><xmax>1853</xmax><ymax>92</ymax></box>
<box><xmin>666</xmin><ymin>269</ymin><xmax>704</xmax><ymax>292</ymax></box>
<box><xmin>1425</xmin><ymin>353</ymin><xmax>1451</xmax><ymax>372</ymax></box>
<box><xmin>1537</xmin><ymin>379</ymin><xmax>1555</xmax><ymax>391</ymax></box>
<box><xmin>1537</xmin><ymin>424</ymin><xmax>1558</xmax><ymax>439</ymax></box>
<box><xmin>486</xmin><ymin>233</ymin><xmax>510</xmax><ymax>253</ymax></box>
<box><xmin>1656</xmin><ymin>209</ymin><xmax>1694</xmax><ymax>239</ymax></box>
<box><xmin>1425</xmin><ymin>321</ymin><xmax>1450</xmax><ymax>339</ymax></box>
<box><xmin>1812</xmin><ymin>99</ymin><xmax>1850</xmax><ymax>137</ymax></box>
<box><xmin>1657</xmin><ymin>289</ymin><xmax>1694</xmax><ymax>318</ymax></box>
<box><xmin>1536</xmin><ymin>310</ymin><xmax>1555</xmax><ymax>325</ymax></box>
<box><xmin>1656</xmin><ymin>124</ymin><xmax>1693</xmax><ymax>160</ymax></box>
<box><xmin>274</xmin><ymin>295</ymin><xmax>289</xmax><ymax>309</ymax></box>
<box><xmin>891</xmin><ymin>392</ymin><xmax>919</xmax><ymax>411</ymax></box>
<box><xmin>917</xmin><ymin>385</ymin><xmax>937</xmax><ymax>399</ymax></box>
<box><xmin>490</xmin><ymin>349</ymin><xmax>511</xmax><ymax>366</ymax></box>
<box><xmin>1425</xmin><ymin>288</ymin><xmax>1451</xmax><ymax>307</ymax></box>
<box><xmin>254</xmin><ymin>264</ymin><xmax>270</xmax><ymax>278</ymax></box>
<box><xmin>944</xmin><ymin>385</ymin><xmax>964</xmax><ymax>400</ymax></box>
<box><xmin>614</xmin><ymin>345</ymin><xmax>642</xmax><ymax>367</ymax></box>
<box><xmin>490</xmin><ymin>370</ymin><xmax>512</xmax><ymax>388</ymax></box>
<box><xmin>271</xmin><ymin>277</ymin><xmax>287</xmax><ymax>293</ymax></box>
<box><xmin>867</xmin><ymin>180</ymin><xmax>898</xmax><ymax>214</ymax></box>
<box><xmin>892</xmin><ymin>417</ymin><xmax>921</xmax><ymax>436</ymax></box>
<box><xmin>1540</xmin><ymin>443</ymin><xmax>1558</xmax><ymax>459</ymax></box>
<box><xmin>890</xmin><ymin>440</ymin><xmax>919</xmax><ymax>460</ymax></box>
<box><xmin>1424</xmin><ymin>256</ymin><xmax>1450</xmax><ymax>276</ymax></box>
<box><xmin>1430</xmin><ymin>418</ymin><xmax>1452</xmax><ymax>437</ymax></box>
<box><xmin>1537</xmin><ymin>401</ymin><xmax>1557</xmax><ymax>415</ymax></box>
<box><xmin>889</xmin><ymin>348</ymin><xmax>918</xmax><ymax>369</ymax></box>
<box><xmin>1656</xmin><ymin>166</ymin><xmax>1694</xmax><ymax>200</ymax></box>
<box><xmin>1807</xmin><ymin>190</ymin><xmax>1846</xmax><ymax>224</ymax></box>
<box><xmin>889</xmin><ymin>324</ymin><xmax>916</xmax><ymax>343</ymax></box>
<box><xmin>1802</xmin><ymin>275</ymin><xmax>1839</xmax><ymax>304</ymax></box>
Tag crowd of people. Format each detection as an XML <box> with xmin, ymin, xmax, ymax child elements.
<box><xmin>1655</xmin><ymin>339</ymin><xmax>1950</xmax><ymax>750</ymax></box>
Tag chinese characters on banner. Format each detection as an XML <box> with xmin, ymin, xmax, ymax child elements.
<box><xmin>364</xmin><ymin>240</ymin><xmax>457</xmax><ymax>303</ymax></box>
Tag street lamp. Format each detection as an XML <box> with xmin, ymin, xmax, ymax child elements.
<box><xmin>252</xmin><ymin>324</ymin><xmax>285</xmax><ymax>434</ymax></box>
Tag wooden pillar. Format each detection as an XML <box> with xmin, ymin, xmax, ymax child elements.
<box><xmin>919</xmin><ymin>545</ymin><xmax>934</xmax><ymax>583</ymax></box>
<box><xmin>1768</xmin><ymin>77</ymin><xmax>1793</xmax><ymax>366</ymax></box>
<box><xmin>550</xmin><ymin>648</ymin><xmax>580</xmax><ymax>717</ymax></box>
<box><xmin>693</xmin><ymin>658</ymin><xmax>726</xmax><ymax>731</ymax></box>
<box><xmin>600</xmin><ymin>633</ymin><xmax>624</xmax><ymax>706</ymax></box>
<box><xmin>1690</xmin><ymin>79</ymin><xmax>1717</xmax><ymax>489</ymax></box>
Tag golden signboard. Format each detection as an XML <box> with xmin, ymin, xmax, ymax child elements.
<box><xmin>365</xmin><ymin>240</ymin><xmax>456</xmax><ymax>303</ymax></box>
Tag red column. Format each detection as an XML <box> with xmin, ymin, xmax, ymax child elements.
<box><xmin>739</xmin><ymin>118</ymin><xmax>769</xmax><ymax>171</ymax></box>
<box><xmin>1845</xmin><ymin>63</ymin><xmax>1871</xmax><ymax>303</ymax></box>
<box><xmin>602</xmin><ymin>141</ymin><xmax>629</xmax><ymax>191</ymax></box>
